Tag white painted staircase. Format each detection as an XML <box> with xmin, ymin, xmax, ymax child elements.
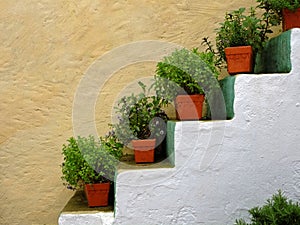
<box><xmin>59</xmin><ymin>29</ymin><xmax>300</xmax><ymax>225</ymax></box>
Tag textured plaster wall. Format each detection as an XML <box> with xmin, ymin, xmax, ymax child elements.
<box><xmin>0</xmin><ymin>1</ymin><xmax>257</xmax><ymax>224</ymax></box>
<box><xmin>114</xmin><ymin>29</ymin><xmax>300</xmax><ymax>224</ymax></box>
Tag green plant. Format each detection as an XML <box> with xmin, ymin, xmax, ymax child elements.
<box><xmin>216</xmin><ymin>7</ymin><xmax>269</xmax><ymax>62</ymax></box>
<box><xmin>155</xmin><ymin>47</ymin><xmax>220</xmax><ymax>102</ymax></box>
<box><xmin>256</xmin><ymin>0</ymin><xmax>300</xmax><ymax>27</ymax></box>
<box><xmin>235</xmin><ymin>190</ymin><xmax>300</xmax><ymax>225</ymax></box>
<box><xmin>112</xmin><ymin>81</ymin><xmax>168</xmax><ymax>145</ymax></box>
<box><xmin>257</xmin><ymin>0</ymin><xmax>300</xmax><ymax>16</ymax></box>
<box><xmin>202</xmin><ymin>36</ymin><xmax>223</xmax><ymax>69</ymax></box>
<box><xmin>100</xmin><ymin>129</ymin><xmax>123</xmax><ymax>160</ymax></box>
<box><xmin>61</xmin><ymin>134</ymin><xmax>123</xmax><ymax>190</ymax></box>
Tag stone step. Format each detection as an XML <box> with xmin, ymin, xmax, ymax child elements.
<box><xmin>58</xmin><ymin>191</ymin><xmax>114</xmax><ymax>225</ymax></box>
<box><xmin>59</xmin><ymin>28</ymin><xmax>300</xmax><ymax>225</ymax></box>
<box><xmin>113</xmin><ymin>29</ymin><xmax>300</xmax><ymax>224</ymax></box>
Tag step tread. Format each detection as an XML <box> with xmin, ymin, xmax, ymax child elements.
<box><xmin>118</xmin><ymin>154</ymin><xmax>174</xmax><ymax>171</ymax></box>
<box><xmin>61</xmin><ymin>191</ymin><xmax>113</xmax><ymax>213</ymax></box>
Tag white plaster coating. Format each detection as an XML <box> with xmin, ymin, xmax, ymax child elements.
<box><xmin>58</xmin><ymin>211</ymin><xmax>114</xmax><ymax>225</ymax></box>
<box><xmin>113</xmin><ymin>29</ymin><xmax>300</xmax><ymax>225</ymax></box>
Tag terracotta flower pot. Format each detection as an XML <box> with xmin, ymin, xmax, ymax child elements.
<box><xmin>225</xmin><ymin>46</ymin><xmax>253</xmax><ymax>75</ymax></box>
<box><xmin>84</xmin><ymin>183</ymin><xmax>110</xmax><ymax>207</ymax></box>
<box><xmin>132</xmin><ymin>139</ymin><xmax>156</xmax><ymax>163</ymax></box>
<box><xmin>175</xmin><ymin>94</ymin><xmax>205</xmax><ymax>120</ymax></box>
<box><xmin>283</xmin><ymin>8</ymin><xmax>300</xmax><ymax>31</ymax></box>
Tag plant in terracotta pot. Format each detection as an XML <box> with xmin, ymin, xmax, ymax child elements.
<box><xmin>61</xmin><ymin>134</ymin><xmax>123</xmax><ymax>207</ymax></box>
<box><xmin>256</xmin><ymin>0</ymin><xmax>300</xmax><ymax>31</ymax></box>
<box><xmin>216</xmin><ymin>7</ymin><xmax>270</xmax><ymax>75</ymax></box>
<box><xmin>112</xmin><ymin>82</ymin><xmax>168</xmax><ymax>163</ymax></box>
<box><xmin>155</xmin><ymin>47</ymin><xmax>220</xmax><ymax>120</ymax></box>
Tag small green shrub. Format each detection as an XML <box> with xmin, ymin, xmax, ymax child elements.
<box><xmin>154</xmin><ymin>48</ymin><xmax>220</xmax><ymax>102</ymax></box>
<box><xmin>257</xmin><ymin>0</ymin><xmax>300</xmax><ymax>13</ymax></box>
<box><xmin>256</xmin><ymin>0</ymin><xmax>300</xmax><ymax>29</ymax></box>
<box><xmin>61</xmin><ymin>134</ymin><xmax>123</xmax><ymax>190</ymax></box>
<box><xmin>235</xmin><ymin>190</ymin><xmax>300</xmax><ymax>225</ymax></box>
<box><xmin>112</xmin><ymin>81</ymin><xmax>168</xmax><ymax>145</ymax></box>
<box><xmin>216</xmin><ymin>7</ymin><xmax>269</xmax><ymax>62</ymax></box>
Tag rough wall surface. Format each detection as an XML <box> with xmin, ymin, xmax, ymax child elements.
<box><xmin>0</xmin><ymin>0</ymin><xmax>260</xmax><ymax>224</ymax></box>
<box><xmin>114</xmin><ymin>29</ymin><xmax>300</xmax><ymax>224</ymax></box>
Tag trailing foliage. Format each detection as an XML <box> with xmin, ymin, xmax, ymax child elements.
<box><xmin>61</xmin><ymin>134</ymin><xmax>123</xmax><ymax>190</ymax></box>
<box><xmin>235</xmin><ymin>190</ymin><xmax>300</xmax><ymax>225</ymax></box>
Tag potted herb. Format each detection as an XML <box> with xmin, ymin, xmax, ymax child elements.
<box><xmin>113</xmin><ymin>82</ymin><xmax>168</xmax><ymax>163</ymax></box>
<box><xmin>155</xmin><ymin>47</ymin><xmax>220</xmax><ymax>120</ymax></box>
<box><xmin>216</xmin><ymin>7</ymin><xmax>269</xmax><ymax>75</ymax></box>
<box><xmin>256</xmin><ymin>0</ymin><xmax>300</xmax><ymax>31</ymax></box>
<box><xmin>61</xmin><ymin>133</ymin><xmax>123</xmax><ymax>207</ymax></box>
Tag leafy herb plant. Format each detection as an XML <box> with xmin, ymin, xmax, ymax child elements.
<box><xmin>155</xmin><ymin>48</ymin><xmax>220</xmax><ymax>102</ymax></box>
<box><xmin>235</xmin><ymin>190</ymin><xmax>300</xmax><ymax>225</ymax></box>
<box><xmin>256</xmin><ymin>0</ymin><xmax>300</xmax><ymax>28</ymax></box>
<box><xmin>112</xmin><ymin>81</ymin><xmax>168</xmax><ymax>145</ymax></box>
<box><xmin>216</xmin><ymin>7</ymin><xmax>270</xmax><ymax>62</ymax></box>
<box><xmin>61</xmin><ymin>134</ymin><xmax>123</xmax><ymax>190</ymax></box>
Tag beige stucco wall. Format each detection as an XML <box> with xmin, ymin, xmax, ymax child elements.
<box><xmin>0</xmin><ymin>1</ymin><xmax>256</xmax><ymax>224</ymax></box>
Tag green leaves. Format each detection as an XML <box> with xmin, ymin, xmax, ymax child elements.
<box><xmin>216</xmin><ymin>7</ymin><xmax>270</xmax><ymax>62</ymax></box>
<box><xmin>257</xmin><ymin>0</ymin><xmax>300</xmax><ymax>12</ymax></box>
<box><xmin>256</xmin><ymin>0</ymin><xmax>300</xmax><ymax>34</ymax></box>
<box><xmin>112</xmin><ymin>82</ymin><xmax>168</xmax><ymax>143</ymax></box>
<box><xmin>154</xmin><ymin>48</ymin><xmax>220</xmax><ymax>100</ymax></box>
<box><xmin>234</xmin><ymin>190</ymin><xmax>300</xmax><ymax>225</ymax></box>
<box><xmin>61</xmin><ymin>135</ymin><xmax>123</xmax><ymax>190</ymax></box>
